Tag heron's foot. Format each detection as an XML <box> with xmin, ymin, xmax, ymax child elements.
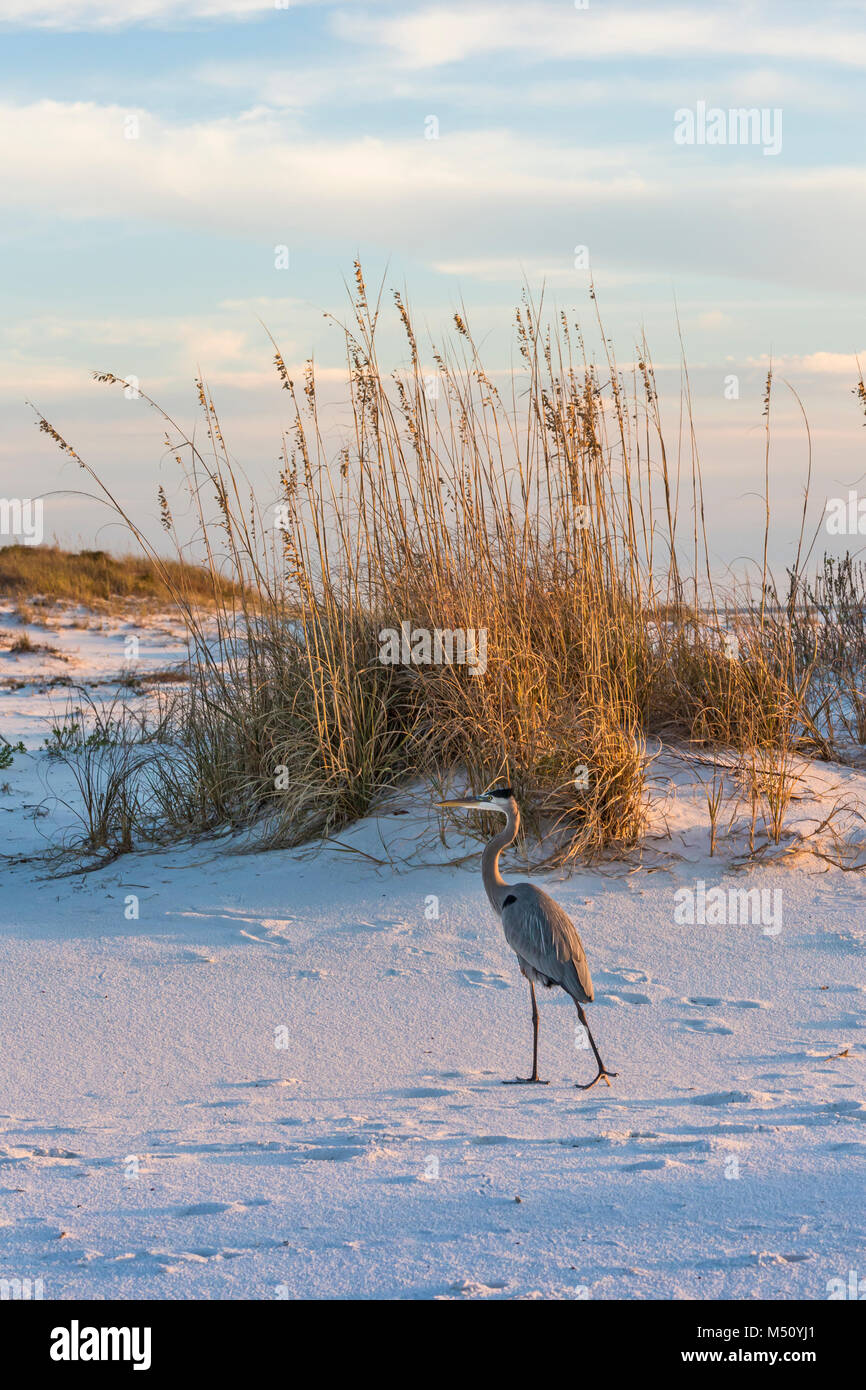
<box><xmin>576</xmin><ymin>1067</ymin><xmax>618</xmax><ymax>1092</ymax></box>
<box><xmin>503</xmin><ymin>1075</ymin><xmax>549</xmax><ymax>1085</ymax></box>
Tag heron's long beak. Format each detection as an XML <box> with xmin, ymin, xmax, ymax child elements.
<box><xmin>437</xmin><ymin>798</ymin><xmax>491</xmax><ymax>811</ymax></box>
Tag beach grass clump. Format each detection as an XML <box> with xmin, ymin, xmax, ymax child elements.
<box><xmin>32</xmin><ymin>266</ymin><xmax>834</xmax><ymax>861</ymax></box>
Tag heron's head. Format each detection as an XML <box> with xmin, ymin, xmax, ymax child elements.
<box><xmin>437</xmin><ymin>786</ymin><xmax>516</xmax><ymax>816</ymax></box>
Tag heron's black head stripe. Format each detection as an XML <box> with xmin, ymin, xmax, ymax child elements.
<box><xmin>490</xmin><ymin>786</ymin><xmax>514</xmax><ymax>798</ymax></box>
<box><xmin>502</xmin><ymin>893</ymin><xmax>517</xmax><ymax>907</ymax></box>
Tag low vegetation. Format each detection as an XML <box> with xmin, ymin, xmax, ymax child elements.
<box><xmin>0</xmin><ymin>544</ymin><xmax>241</xmax><ymax>608</ymax></box>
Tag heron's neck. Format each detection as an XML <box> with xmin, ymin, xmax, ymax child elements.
<box><xmin>482</xmin><ymin>806</ymin><xmax>518</xmax><ymax>911</ymax></box>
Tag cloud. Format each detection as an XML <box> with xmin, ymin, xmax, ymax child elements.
<box><xmin>430</xmin><ymin>257</ymin><xmax>665</xmax><ymax>290</ymax></box>
<box><xmin>190</xmin><ymin>52</ymin><xmax>860</xmax><ymax>125</ymax></box>
<box><xmin>0</xmin><ymin>299</ymin><xmax>313</xmax><ymax>395</ymax></box>
<box><xmin>747</xmin><ymin>350</ymin><xmax>866</xmax><ymax>376</ymax></box>
<box><xmin>0</xmin><ymin>0</ymin><xmax>318</xmax><ymax>28</ymax></box>
<box><xmin>334</xmin><ymin>3</ymin><xmax>866</xmax><ymax>72</ymax></box>
<box><xmin>0</xmin><ymin>100</ymin><xmax>650</xmax><ymax>238</ymax></box>
<box><xmin>1</xmin><ymin>97</ymin><xmax>865</xmax><ymax>308</ymax></box>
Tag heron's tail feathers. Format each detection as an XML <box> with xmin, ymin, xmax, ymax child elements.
<box><xmin>566</xmin><ymin>962</ymin><xmax>594</xmax><ymax>1004</ymax></box>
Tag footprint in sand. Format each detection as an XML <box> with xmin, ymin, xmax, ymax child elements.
<box><xmin>690</xmin><ymin>1090</ymin><xmax>752</xmax><ymax>1106</ymax></box>
<box><xmin>174</xmin><ymin>909</ymin><xmax>297</xmax><ymax>947</ymax></box>
<box><xmin>448</xmin><ymin>1277</ymin><xmax>510</xmax><ymax>1298</ymax></box>
<box><xmin>685</xmin><ymin>996</ymin><xmax>768</xmax><ymax>1010</ymax></box>
<box><xmin>177</xmin><ymin>1196</ymin><xmax>272</xmax><ymax>1217</ymax></box>
<box><xmin>293</xmin><ymin>1136</ymin><xmax>368</xmax><ymax>1161</ymax></box>
<box><xmin>621</xmin><ymin>1157</ymin><xmax>676</xmax><ymax>1171</ymax></box>
<box><xmin>341</xmin><ymin>919</ymin><xmax>411</xmax><ymax>937</ymax></box>
<box><xmin>224</xmin><ymin>1078</ymin><xmax>300</xmax><ymax>1091</ymax></box>
<box><xmin>393</xmin><ymin>1086</ymin><xmax>452</xmax><ymax>1099</ymax></box>
<box><xmin>0</xmin><ymin>1145</ymin><xmax>82</xmax><ymax>1165</ymax></box>
<box><xmin>458</xmin><ymin>969</ymin><xmax>511</xmax><ymax>990</ymax></box>
<box><xmin>809</xmin><ymin>1012</ymin><xmax>865</xmax><ymax>1029</ymax></box>
<box><xmin>177</xmin><ymin>1201</ymin><xmax>234</xmax><ymax>1217</ymax></box>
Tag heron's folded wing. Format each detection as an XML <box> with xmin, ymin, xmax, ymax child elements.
<box><xmin>501</xmin><ymin>887</ymin><xmax>594</xmax><ymax>1002</ymax></box>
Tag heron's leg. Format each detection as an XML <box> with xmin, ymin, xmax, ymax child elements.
<box><xmin>530</xmin><ymin>980</ymin><xmax>540</xmax><ymax>1078</ymax></box>
<box><xmin>574</xmin><ymin>1002</ymin><xmax>618</xmax><ymax>1091</ymax></box>
<box><xmin>503</xmin><ymin>980</ymin><xmax>549</xmax><ymax>1085</ymax></box>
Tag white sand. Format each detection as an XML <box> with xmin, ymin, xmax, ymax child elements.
<box><xmin>0</xmin><ymin>604</ymin><xmax>863</xmax><ymax>1300</ymax></box>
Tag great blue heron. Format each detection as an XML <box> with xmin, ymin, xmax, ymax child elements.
<box><xmin>438</xmin><ymin>786</ymin><xmax>617</xmax><ymax>1090</ymax></box>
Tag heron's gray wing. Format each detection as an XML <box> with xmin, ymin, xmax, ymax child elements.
<box><xmin>500</xmin><ymin>885</ymin><xmax>594</xmax><ymax>1003</ymax></box>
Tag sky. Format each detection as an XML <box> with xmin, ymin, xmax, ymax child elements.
<box><xmin>2</xmin><ymin>0</ymin><xmax>866</xmax><ymax>577</ymax></box>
